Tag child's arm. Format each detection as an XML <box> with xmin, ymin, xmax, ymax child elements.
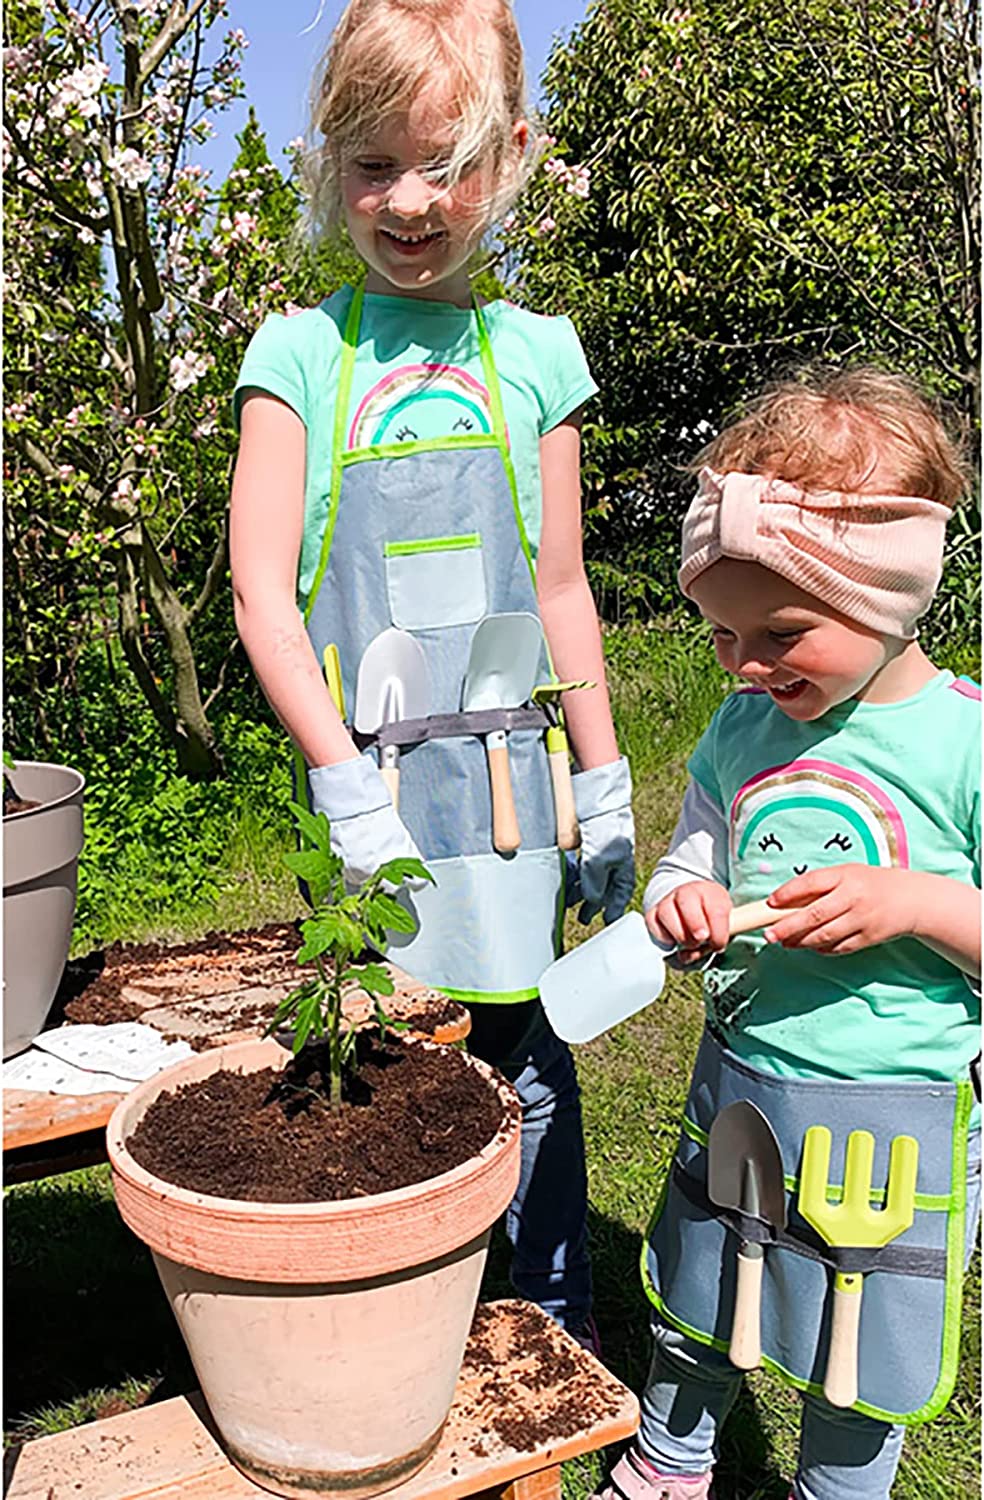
<box><xmin>537</xmin><ymin>410</ymin><xmax>633</xmax><ymax>923</ymax></box>
<box><xmin>231</xmin><ymin>392</ymin><xmax>425</xmax><ymax>886</ymax></box>
<box><xmin>763</xmin><ymin>866</ymin><xmax>981</xmax><ymax>976</ymax></box>
<box><xmin>230</xmin><ymin>391</ymin><xmax>357</xmax><ymax>768</ymax></box>
<box><xmin>536</xmin><ymin>410</ymin><xmax>618</xmax><ymax>769</ymax></box>
<box><xmin>644</xmin><ymin>780</ymin><xmax>732</xmax><ymax>963</ymax></box>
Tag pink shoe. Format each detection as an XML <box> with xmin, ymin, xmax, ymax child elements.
<box><xmin>593</xmin><ymin>1447</ymin><xmax>714</xmax><ymax>1500</ymax></box>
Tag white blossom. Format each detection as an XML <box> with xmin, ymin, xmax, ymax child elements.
<box><xmin>170</xmin><ymin>350</ymin><xmax>212</xmax><ymax>393</ymax></box>
<box><xmin>50</xmin><ymin>61</ymin><xmax>108</xmax><ymax>120</ymax></box>
<box><xmin>230</xmin><ymin>210</ymin><xmax>257</xmax><ymax>241</ymax></box>
<box><xmin>109</xmin><ymin>147</ymin><xmax>152</xmax><ymax>192</ymax></box>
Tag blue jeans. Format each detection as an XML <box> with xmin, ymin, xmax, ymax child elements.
<box><xmin>467</xmin><ymin>999</ymin><xmax>592</xmax><ymax>1330</ymax></box>
<box><xmin>639</xmin><ymin>1131</ymin><xmax>981</xmax><ymax>1499</ymax></box>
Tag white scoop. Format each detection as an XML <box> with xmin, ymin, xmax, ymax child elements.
<box><xmin>538</xmin><ymin>901</ymin><xmax>785</xmax><ymax>1044</ymax></box>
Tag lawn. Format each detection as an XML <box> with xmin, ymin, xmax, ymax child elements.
<box><xmin>4</xmin><ymin>624</ymin><xmax>980</xmax><ymax>1497</ymax></box>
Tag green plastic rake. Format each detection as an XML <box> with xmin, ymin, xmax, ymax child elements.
<box><xmin>799</xmin><ymin>1126</ymin><xmax>919</xmax><ymax>1408</ymax></box>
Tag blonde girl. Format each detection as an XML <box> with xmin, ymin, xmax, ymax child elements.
<box><xmin>229</xmin><ymin>0</ymin><xmax>635</xmax><ymax>1345</ymax></box>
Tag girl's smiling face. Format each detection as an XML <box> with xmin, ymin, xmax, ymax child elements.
<box><xmin>690</xmin><ymin>559</ymin><xmax>904</xmax><ymax>720</ymax></box>
<box><xmin>342</xmin><ymin>99</ymin><xmax>522</xmax><ymax>305</ymax></box>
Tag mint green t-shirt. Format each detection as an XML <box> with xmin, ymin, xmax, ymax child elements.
<box><xmin>234</xmin><ymin>286</ymin><xmax>598</xmax><ymax>610</ymax></box>
<box><xmin>688</xmin><ymin>671</ymin><xmax>981</xmax><ymax>1084</ymax></box>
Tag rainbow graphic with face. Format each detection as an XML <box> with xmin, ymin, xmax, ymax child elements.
<box><xmin>348</xmin><ymin>364</ymin><xmax>493</xmax><ymax>448</ymax></box>
<box><xmin>730</xmin><ymin>758</ymin><xmax>909</xmax><ymax>894</ymax></box>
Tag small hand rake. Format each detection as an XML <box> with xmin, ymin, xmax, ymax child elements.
<box><xmin>798</xmin><ymin>1126</ymin><xmax>919</xmax><ymax>1409</ymax></box>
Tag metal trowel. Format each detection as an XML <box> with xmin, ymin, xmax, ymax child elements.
<box><xmin>462</xmin><ymin>613</ymin><xmax>542</xmax><ymax>853</ymax></box>
<box><xmin>708</xmin><ymin>1100</ymin><xmax>787</xmax><ymax>1370</ymax></box>
<box><xmin>354</xmin><ymin>628</ymin><xmax>431</xmax><ymax>810</ymax></box>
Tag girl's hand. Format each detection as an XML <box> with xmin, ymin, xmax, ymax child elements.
<box><xmin>646</xmin><ymin>880</ymin><xmax>732</xmax><ymax>965</ymax></box>
<box><xmin>763</xmin><ymin>865</ymin><xmax>922</xmax><ymax>954</ymax></box>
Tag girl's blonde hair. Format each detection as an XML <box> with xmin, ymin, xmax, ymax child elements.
<box><xmin>695</xmin><ymin>365</ymin><xmax>969</xmax><ymax>507</ymax></box>
<box><xmin>306</xmin><ymin>0</ymin><xmax>533</xmax><ymax>236</ymax></box>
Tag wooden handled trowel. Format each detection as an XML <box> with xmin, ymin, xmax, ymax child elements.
<box><xmin>462</xmin><ymin>613</ymin><xmax>542</xmax><ymax>853</ymax></box>
<box><xmin>354</xmin><ymin>629</ymin><xmax>430</xmax><ymax>811</ymax></box>
<box><xmin>707</xmin><ymin>1100</ymin><xmax>787</xmax><ymax>1371</ymax></box>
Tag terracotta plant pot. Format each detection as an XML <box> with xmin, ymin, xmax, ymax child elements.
<box><xmin>3</xmin><ymin>759</ymin><xmax>85</xmax><ymax>1059</ymax></box>
<box><xmin>107</xmin><ymin>1037</ymin><xmax>521</xmax><ymax>1499</ymax></box>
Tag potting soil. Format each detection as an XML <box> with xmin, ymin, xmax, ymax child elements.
<box><xmin>126</xmin><ymin>1035</ymin><xmax>513</xmax><ymax>1201</ymax></box>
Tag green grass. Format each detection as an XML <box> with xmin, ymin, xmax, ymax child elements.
<box><xmin>4</xmin><ymin>625</ymin><xmax>980</xmax><ymax>1494</ymax></box>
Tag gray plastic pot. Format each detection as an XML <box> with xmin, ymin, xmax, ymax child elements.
<box><xmin>3</xmin><ymin>760</ymin><xmax>85</xmax><ymax>1059</ymax></box>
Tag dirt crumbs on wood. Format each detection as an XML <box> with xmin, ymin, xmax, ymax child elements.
<box><xmin>397</xmin><ymin>994</ymin><xmax>465</xmax><ymax>1035</ymax></box>
<box><xmin>63</xmin><ymin>923</ymin><xmax>301</xmax><ymax>1029</ymax></box>
<box><xmin>126</xmin><ymin>1037</ymin><xmax>513</xmax><ymax>1200</ymax></box>
<box><xmin>458</xmin><ymin>1302</ymin><xmax>626</xmax><ymax>1453</ymax></box>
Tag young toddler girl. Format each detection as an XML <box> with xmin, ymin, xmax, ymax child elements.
<box><xmin>598</xmin><ymin>368</ymin><xmax>980</xmax><ymax>1500</ymax></box>
<box><xmin>229</xmin><ymin>0</ymin><xmax>635</xmax><ymax>1344</ymax></box>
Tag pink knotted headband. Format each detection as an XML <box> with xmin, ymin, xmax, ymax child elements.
<box><xmin>678</xmin><ymin>467</ymin><xmax>950</xmax><ymax>639</ymax></box>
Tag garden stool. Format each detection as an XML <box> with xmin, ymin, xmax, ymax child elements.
<box><xmin>3</xmin><ymin>1299</ymin><xmax>637</xmax><ymax>1500</ymax></box>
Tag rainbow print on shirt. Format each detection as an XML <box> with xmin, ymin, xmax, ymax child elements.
<box><xmin>348</xmin><ymin>364</ymin><xmax>493</xmax><ymax>448</ymax></box>
<box><xmin>730</xmin><ymin>758</ymin><xmax>909</xmax><ymax>891</ymax></box>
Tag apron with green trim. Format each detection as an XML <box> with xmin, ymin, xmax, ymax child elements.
<box><xmin>301</xmin><ymin>284</ymin><xmax>563</xmax><ymax>1003</ymax></box>
<box><xmin>643</xmin><ymin>1028</ymin><xmax>974</xmax><ymax>1424</ymax></box>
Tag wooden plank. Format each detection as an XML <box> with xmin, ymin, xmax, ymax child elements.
<box><xmin>5</xmin><ymin>1301</ymin><xmax>638</xmax><ymax>1500</ymax></box>
<box><xmin>3</xmin><ymin>1087</ymin><xmax>123</xmax><ymax>1152</ymax></box>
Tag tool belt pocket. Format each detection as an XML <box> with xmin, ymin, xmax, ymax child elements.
<box><xmin>384</xmin><ymin>534</ymin><xmax>487</xmax><ymax>631</ymax></box>
<box><xmin>643</xmin><ymin>1030</ymin><xmax>976</xmax><ymax>1425</ymax></box>
<box><xmin>358</xmin><ymin>707</ymin><xmax>557</xmax><ymax>863</ymax></box>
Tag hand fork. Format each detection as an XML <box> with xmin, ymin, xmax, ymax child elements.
<box><xmin>798</xmin><ymin>1126</ymin><xmax>919</xmax><ymax>1409</ymax></box>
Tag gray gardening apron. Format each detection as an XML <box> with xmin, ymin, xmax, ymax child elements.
<box><xmin>643</xmin><ymin>1029</ymin><xmax>975</xmax><ymax>1424</ymax></box>
<box><xmin>300</xmin><ymin>283</ymin><xmax>563</xmax><ymax>1002</ymax></box>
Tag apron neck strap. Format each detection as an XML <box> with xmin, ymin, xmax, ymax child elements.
<box><xmin>335</xmin><ymin>280</ymin><xmax>509</xmax><ymax>448</ymax></box>
<box><xmin>472</xmin><ymin>294</ymin><xmax>508</xmax><ymax>448</ymax></box>
<box><xmin>332</xmin><ymin>281</ymin><xmax>364</xmax><ymax>464</ymax></box>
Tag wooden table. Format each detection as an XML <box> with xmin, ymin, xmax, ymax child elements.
<box><xmin>3</xmin><ymin>925</ymin><xmax>469</xmax><ymax>1184</ymax></box>
<box><xmin>2</xmin><ymin>1300</ymin><xmax>639</xmax><ymax>1500</ymax></box>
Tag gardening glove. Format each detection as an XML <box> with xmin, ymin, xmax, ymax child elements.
<box><xmin>571</xmin><ymin>755</ymin><xmax>636</xmax><ymax>925</ymax></box>
<box><xmin>308</xmin><ymin>754</ymin><xmax>428</xmax><ymax>891</ymax></box>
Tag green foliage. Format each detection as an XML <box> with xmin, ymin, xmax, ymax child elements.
<box><xmin>507</xmin><ymin>0</ymin><xmax>979</xmax><ymax>633</ymax></box>
<box><xmin>268</xmin><ymin>806</ymin><xmax>433</xmax><ymax>1106</ymax></box>
<box><xmin>3</xmin><ymin>8</ymin><xmax>362</xmax><ymax>780</ymax></box>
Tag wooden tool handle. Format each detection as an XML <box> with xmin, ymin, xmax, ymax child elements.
<box><xmin>548</xmin><ymin>749</ymin><xmax>580</xmax><ymax>851</ymax></box>
<box><xmin>380</xmin><ymin>763</ymin><xmax>400</xmax><ymax>811</ymax></box>
<box><xmin>823</xmin><ymin>1271</ymin><xmax>862</xmax><ymax>1408</ymax></box>
<box><xmin>729</xmin><ymin>897</ymin><xmax>796</xmax><ymax>938</ymax></box>
<box><xmin>488</xmin><ymin>741</ymin><xmax>521</xmax><ymax>853</ymax></box>
<box><xmin>729</xmin><ymin>1244</ymin><xmax>764</xmax><ymax>1370</ymax></box>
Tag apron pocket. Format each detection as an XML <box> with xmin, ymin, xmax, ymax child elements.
<box><xmin>384</xmin><ymin>534</ymin><xmax>487</xmax><ymax>631</ymax></box>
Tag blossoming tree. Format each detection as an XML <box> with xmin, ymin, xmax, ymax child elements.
<box><xmin>4</xmin><ymin>2</ymin><xmax>355</xmax><ymax>775</ymax></box>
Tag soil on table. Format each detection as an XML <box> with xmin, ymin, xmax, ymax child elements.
<box><xmin>126</xmin><ymin>1034</ymin><xmax>512</xmax><ymax>1201</ymax></box>
<box><xmin>457</xmin><ymin>1302</ymin><xmax>629</xmax><ymax>1455</ymax></box>
<box><xmin>63</xmin><ymin>923</ymin><xmax>301</xmax><ymax>1027</ymax></box>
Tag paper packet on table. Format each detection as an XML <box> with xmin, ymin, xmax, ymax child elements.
<box><xmin>3</xmin><ymin>1023</ymin><xmax>194</xmax><ymax>1095</ymax></box>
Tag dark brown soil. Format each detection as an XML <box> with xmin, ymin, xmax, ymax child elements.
<box><xmin>393</xmin><ymin>994</ymin><xmax>466</xmax><ymax>1035</ymax></box>
<box><xmin>3</xmin><ymin>796</ymin><xmax>41</xmax><ymax>815</ymax></box>
<box><xmin>126</xmin><ymin>1035</ymin><xmax>513</xmax><ymax>1201</ymax></box>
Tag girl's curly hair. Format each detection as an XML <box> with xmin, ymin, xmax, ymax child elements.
<box><xmin>695</xmin><ymin>365</ymin><xmax>969</xmax><ymax>507</ymax></box>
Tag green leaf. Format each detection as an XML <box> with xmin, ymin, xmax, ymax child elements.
<box><xmin>353</xmin><ymin>962</ymin><xmax>395</xmax><ymax>996</ymax></box>
<box><xmin>366</xmin><ymin>893</ymin><xmax>417</xmax><ymax>934</ymax></box>
<box><xmin>284</xmin><ymin>849</ymin><xmax>335</xmax><ymax>883</ymax></box>
<box><xmin>288</xmin><ymin>800</ymin><xmax>333</xmax><ymax>851</ymax></box>
<box><xmin>291</xmin><ymin>986</ymin><xmax>325</xmax><ymax>1054</ymax></box>
<box><xmin>375</xmin><ymin>857</ymin><xmax>435</xmax><ymax>886</ymax></box>
<box><xmin>297</xmin><ymin>913</ymin><xmax>345</xmax><ymax>962</ymax></box>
